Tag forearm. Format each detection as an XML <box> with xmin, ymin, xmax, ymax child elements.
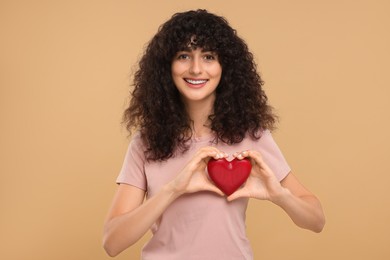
<box><xmin>271</xmin><ymin>188</ymin><xmax>325</xmax><ymax>233</ymax></box>
<box><xmin>103</xmin><ymin>184</ymin><xmax>180</xmax><ymax>257</ymax></box>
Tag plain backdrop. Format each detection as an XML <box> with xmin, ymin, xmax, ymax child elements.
<box><xmin>1</xmin><ymin>0</ymin><xmax>389</xmax><ymax>259</ymax></box>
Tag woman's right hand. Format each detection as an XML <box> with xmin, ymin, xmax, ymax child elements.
<box><xmin>167</xmin><ymin>146</ymin><xmax>226</xmax><ymax>196</ymax></box>
<box><xmin>103</xmin><ymin>147</ymin><xmax>225</xmax><ymax>256</ymax></box>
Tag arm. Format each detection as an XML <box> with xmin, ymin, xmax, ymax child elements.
<box><xmin>103</xmin><ymin>147</ymin><xmax>225</xmax><ymax>257</ymax></box>
<box><xmin>273</xmin><ymin>173</ymin><xmax>325</xmax><ymax>233</ymax></box>
<box><xmin>228</xmin><ymin>150</ymin><xmax>325</xmax><ymax>233</ymax></box>
<box><xmin>102</xmin><ymin>184</ymin><xmax>179</xmax><ymax>257</ymax></box>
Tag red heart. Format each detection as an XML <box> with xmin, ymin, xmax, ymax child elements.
<box><xmin>207</xmin><ymin>158</ymin><xmax>252</xmax><ymax>196</ymax></box>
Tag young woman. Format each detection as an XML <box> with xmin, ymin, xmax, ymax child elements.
<box><xmin>103</xmin><ymin>9</ymin><xmax>325</xmax><ymax>259</ymax></box>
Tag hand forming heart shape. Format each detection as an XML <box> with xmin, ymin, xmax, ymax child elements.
<box><xmin>207</xmin><ymin>158</ymin><xmax>252</xmax><ymax>196</ymax></box>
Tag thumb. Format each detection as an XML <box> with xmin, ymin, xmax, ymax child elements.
<box><xmin>227</xmin><ymin>188</ymin><xmax>250</xmax><ymax>202</ymax></box>
<box><xmin>204</xmin><ymin>182</ymin><xmax>225</xmax><ymax>196</ymax></box>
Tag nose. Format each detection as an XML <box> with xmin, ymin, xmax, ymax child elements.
<box><xmin>189</xmin><ymin>58</ymin><xmax>202</xmax><ymax>75</ymax></box>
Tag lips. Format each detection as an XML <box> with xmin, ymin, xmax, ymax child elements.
<box><xmin>184</xmin><ymin>78</ymin><xmax>208</xmax><ymax>88</ymax></box>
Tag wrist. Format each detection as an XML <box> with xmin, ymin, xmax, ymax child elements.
<box><xmin>163</xmin><ymin>181</ymin><xmax>184</xmax><ymax>200</ymax></box>
<box><xmin>269</xmin><ymin>187</ymin><xmax>292</xmax><ymax>205</ymax></box>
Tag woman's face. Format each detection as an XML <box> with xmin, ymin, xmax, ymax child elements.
<box><xmin>171</xmin><ymin>48</ymin><xmax>222</xmax><ymax>105</ymax></box>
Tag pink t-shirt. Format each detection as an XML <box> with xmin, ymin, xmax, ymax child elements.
<box><xmin>117</xmin><ymin>130</ymin><xmax>291</xmax><ymax>260</ymax></box>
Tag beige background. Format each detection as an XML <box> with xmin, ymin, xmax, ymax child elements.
<box><xmin>1</xmin><ymin>0</ymin><xmax>389</xmax><ymax>259</ymax></box>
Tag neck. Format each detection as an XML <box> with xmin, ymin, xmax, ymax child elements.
<box><xmin>184</xmin><ymin>97</ymin><xmax>215</xmax><ymax>138</ymax></box>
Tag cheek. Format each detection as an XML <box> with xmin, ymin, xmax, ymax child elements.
<box><xmin>171</xmin><ymin>65</ymin><xmax>182</xmax><ymax>86</ymax></box>
<box><xmin>171</xmin><ymin>62</ymin><xmax>186</xmax><ymax>76</ymax></box>
<box><xmin>211</xmin><ymin>65</ymin><xmax>222</xmax><ymax>79</ymax></box>
<box><xmin>171</xmin><ymin>62</ymin><xmax>178</xmax><ymax>76</ymax></box>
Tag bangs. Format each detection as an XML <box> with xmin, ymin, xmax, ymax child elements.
<box><xmin>176</xmin><ymin>34</ymin><xmax>219</xmax><ymax>53</ymax></box>
<box><xmin>157</xmin><ymin>10</ymin><xmax>235</xmax><ymax>62</ymax></box>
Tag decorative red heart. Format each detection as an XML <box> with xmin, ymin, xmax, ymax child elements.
<box><xmin>207</xmin><ymin>158</ymin><xmax>252</xmax><ymax>196</ymax></box>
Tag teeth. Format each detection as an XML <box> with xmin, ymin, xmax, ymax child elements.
<box><xmin>185</xmin><ymin>79</ymin><xmax>207</xmax><ymax>85</ymax></box>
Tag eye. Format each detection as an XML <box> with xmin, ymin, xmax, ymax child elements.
<box><xmin>176</xmin><ymin>53</ymin><xmax>190</xmax><ymax>60</ymax></box>
<box><xmin>203</xmin><ymin>53</ymin><xmax>217</xmax><ymax>61</ymax></box>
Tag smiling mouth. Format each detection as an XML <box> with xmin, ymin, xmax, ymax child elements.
<box><xmin>184</xmin><ymin>78</ymin><xmax>208</xmax><ymax>85</ymax></box>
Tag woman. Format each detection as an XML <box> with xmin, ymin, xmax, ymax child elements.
<box><xmin>103</xmin><ymin>9</ymin><xmax>325</xmax><ymax>259</ymax></box>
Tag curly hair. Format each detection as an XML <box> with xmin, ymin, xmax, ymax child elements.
<box><xmin>123</xmin><ymin>9</ymin><xmax>277</xmax><ymax>161</ymax></box>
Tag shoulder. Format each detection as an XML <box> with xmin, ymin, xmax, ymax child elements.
<box><xmin>258</xmin><ymin>129</ymin><xmax>273</xmax><ymax>142</ymax></box>
<box><xmin>125</xmin><ymin>131</ymin><xmax>147</xmax><ymax>162</ymax></box>
<box><xmin>244</xmin><ymin>128</ymin><xmax>272</xmax><ymax>144</ymax></box>
<box><xmin>252</xmin><ymin>129</ymin><xmax>291</xmax><ymax>181</ymax></box>
<box><xmin>243</xmin><ymin>129</ymin><xmax>285</xmax><ymax>160</ymax></box>
<box><xmin>129</xmin><ymin>131</ymin><xmax>147</xmax><ymax>149</ymax></box>
<box><xmin>130</xmin><ymin>131</ymin><xmax>142</xmax><ymax>142</ymax></box>
<box><xmin>252</xmin><ymin>129</ymin><xmax>279</xmax><ymax>149</ymax></box>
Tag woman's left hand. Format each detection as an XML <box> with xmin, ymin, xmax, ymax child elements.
<box><xmin>227</xmin><ymin>150</ymin><xmax>286</xmax><ymax>202</ymax></box>
<box><xmin>227</xmin><ymin>150</ymin><xmax>325</xmax><ymax>233</ymax></box>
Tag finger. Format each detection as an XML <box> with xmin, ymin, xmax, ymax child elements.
<box><xmin>195</xmin><ymin>147</ymin><xmax>219</xmax><ymax>163</ymax></box>
<box><xmin>247</xmin><ymin>150</ymin><xmax>263</xmax><ymax>162</ymax></box>
<box><xmin>239</xmin><ymin>150</ymin><xmax>264</xmax><ymax>166</ymax></box>
<box><xmin>233</xmin><ymin>150</ymin><xmax>249</xmax><ymax>160</ymax></box>
<box><xmin>212</xmin><ymin>147</ymin><xmax>228</xmax><ymax>160</ymax></box>
<box><xmin>246</xmin><ymin>150</ymin><xmax>276</xmax><ymax>177</ymax></box>
<box><xmin>233</xmin><ymin>152</ymin><xmax>244</xmax><ymax>161</ymax></box>
<box><xmin>200</xmin><ymin>147</ymin><xmax>227</xmax><ymax>161</ymax></box>
<box><xmin>213</xmin><ymin>152</ymin><xmax>227</xmax><ymax>160</ymax></box>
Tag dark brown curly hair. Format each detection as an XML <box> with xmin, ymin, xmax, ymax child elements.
<box><xmin>123</xmin><ymin>9</ymin><xmax>277</xmax><ymax>161</ymax></box>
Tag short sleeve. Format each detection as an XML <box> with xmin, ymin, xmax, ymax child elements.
<box><xmin>256</xmin><ymin>130</ymin><xmax>291</xmax><ymax>181</ymax></box>
<box><xmin>116</xmin><ymin>133</ymin><xmax>147</xmax><ymax>190</ymax></box>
